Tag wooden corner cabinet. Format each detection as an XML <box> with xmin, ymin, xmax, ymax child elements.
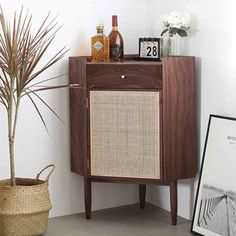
<box><xmin>69</xmin><ymin>56</ymin><xmax>197</xmax><ymax>225</ymax></box>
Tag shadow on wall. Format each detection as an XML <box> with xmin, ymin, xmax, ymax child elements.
<box><xmin>187</xmin><ymin>56</ymin><xmax>202</xmax><ymax>220</ymax></box>
<box><xmin>181</xmin><ymin>178</ymin><xmax>197</xmax><ymax>220</ymax></box>
<box><xmin>195</xmin><ymin>57</ymin><xmax>202</xmax><ymax>173</ymax></box>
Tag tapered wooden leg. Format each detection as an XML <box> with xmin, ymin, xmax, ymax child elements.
<box><xmin>139</xmin><ymin>184</ymin><xmax>146</xmax><ymax>209</ymax></box>
<box><xmin>84</xmin><ymin>177</ymin><xmax>91</xmax><ymax>219</ymax></box>
<box><xmin>170</xmin><ymin>180</ymin><xmax>178</xmax><ymax>225</ymax></box>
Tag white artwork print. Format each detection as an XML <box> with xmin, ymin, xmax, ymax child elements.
<box><xmin>192</xmin><ymin>116</ymin><xmax>236</xmax><ymax>236</ymax></box>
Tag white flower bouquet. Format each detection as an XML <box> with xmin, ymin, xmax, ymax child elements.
<box><xmin>160</xmin><ymin>11</ymin><xmax>190</xmax><ymax>37</ymax></box>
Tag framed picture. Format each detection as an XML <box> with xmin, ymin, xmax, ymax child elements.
<box><xmin>138</xmin><ymin>38</ymin><xmax>161</xmax><ymax>61</ymax></box>
<box><xmin>191</xmin><ymin>115</ymin><xmax>236</xmax><ymax>236</ymax></box>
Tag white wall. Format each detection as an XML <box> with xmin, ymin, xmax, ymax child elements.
<box><xmin>146</xmin><ymin>0</ymin><xmax>236</xmax><ymax>220</ymax></box>
<box><xmin>1</xmin><ymin>0</ymin><xmax>236</xmax><ymax>220</ymax></box>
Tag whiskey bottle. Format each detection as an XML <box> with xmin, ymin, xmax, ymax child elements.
<box><xmin>109</xmin><ymin>15</ymin><xmax>124</xmax><ymax>61</ymax></box>
<box><xmin>91</xmin><ymin>24</ymin><xmax>110</xmax><ymax>62</ymax></box>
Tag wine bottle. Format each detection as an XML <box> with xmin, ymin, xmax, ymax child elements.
<box><xmin>91</xmin><ymin>24</ymin><xmax>110</xmax><ymax>62</ymax></box>
<box><xmin>109</xmin><ymin>15</ymin><xmax>124</xmax><ymax>61</ymax></box>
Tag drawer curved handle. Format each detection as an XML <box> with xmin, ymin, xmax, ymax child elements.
<box><xmin>121</xmin><ymin>75</ymin><xmax>126</xmax><ymax>79</ymax></box>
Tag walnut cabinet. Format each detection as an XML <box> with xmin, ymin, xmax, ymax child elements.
<box><xmin>69</xmin><ymin>56</ymin><xmax>197</xmax><ymax>225</ymax></box>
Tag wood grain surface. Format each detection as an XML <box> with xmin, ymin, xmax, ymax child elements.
<box><xmin>87</xmin><ymin>64</ymin><xmax>162</xmax><ymax>89</ymax></box>
<box><xmin>69</xmin><ymin>57</ymin><xmax>87</xmax><ymax>175</ymax></box>
<box><xmin>162</xmin><ymin>56</ymin><xmax>196</xmax><ymax>181</ymax></box>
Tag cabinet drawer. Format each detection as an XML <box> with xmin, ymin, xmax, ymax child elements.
<box><xmin>86</xmin><ymin>64</ymin><xmax>162</xmax><ymax>89</ymax></box>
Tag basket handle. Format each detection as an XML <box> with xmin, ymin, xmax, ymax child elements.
<box><xmin>36</xmin><ymin>165</ymin><xmax>55</xmax><ymax>182</ymax></box>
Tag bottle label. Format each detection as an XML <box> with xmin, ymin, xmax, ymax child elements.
<box><xmin>110</xmin><ymin>44</ymin><xmax>121</xmax><ymax>59</ymax></box>
<box><xmin>93</xmin><ymin>41</ymin><xmax>103</xmax><ymax>51</ymax></box>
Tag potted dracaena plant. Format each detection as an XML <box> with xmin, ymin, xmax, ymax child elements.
<box><xmin>0</xmin><ymin>6</ymin><xmax>68</xmax><ymax>236</ymax></box>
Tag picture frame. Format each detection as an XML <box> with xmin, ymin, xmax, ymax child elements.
<box><xmin>191</xmin><ymin>114</ymin><xmax>236</xmax><ymax>236</ymax></box>
<box><xmin>138</xmin><ymin>38</ymin><xmax>161</xmax><ymax>61</ymax></box>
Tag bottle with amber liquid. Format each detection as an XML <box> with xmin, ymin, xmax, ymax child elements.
<box><xmin>91</xmin><ymin>24</ymin><xmax>110</xmax><ymax>62</ymax></box>
<box><xmin>109</xmin><ymin>15</ymin><xmax>124</xmax><ymax>61</ymax></box>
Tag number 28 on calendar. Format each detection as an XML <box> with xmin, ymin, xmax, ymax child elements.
<box><xmin>139</xmin><ymin>38</ymin><xmax>160</xmax><ymax>60</ymax></box>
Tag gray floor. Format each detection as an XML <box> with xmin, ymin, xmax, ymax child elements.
<box><xmin>45</xmin><ymin>204</ymin><xmax>193</xmax><ymax>236</ymax></box>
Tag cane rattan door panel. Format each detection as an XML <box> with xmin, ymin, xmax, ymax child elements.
<box><xmin>90</xmin><ymin>90</ymin><xmax>160</xmax><ymax>179</ymax></box>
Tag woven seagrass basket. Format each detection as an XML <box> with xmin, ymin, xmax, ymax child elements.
<box><xmin>0</xmin><ymin>165</ymin><xmax>55</xmax><ymax>236</ymax></box>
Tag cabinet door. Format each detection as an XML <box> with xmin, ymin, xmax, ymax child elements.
<box><xmin>89</xmin><ymin>90</ymin><xmax>161</xmax><ymax>179</ymax></box>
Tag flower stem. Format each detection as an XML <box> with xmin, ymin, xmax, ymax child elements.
<box><xmin>163</xmin><ymin>36</ymin><xmax>172</xmax><ymax>57</ymax></box>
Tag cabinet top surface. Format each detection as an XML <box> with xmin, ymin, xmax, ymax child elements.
<box><xmin>69</xmin><ymin>56</ymin><xmax>195</xmax><ymax>66</ymax></box>
<box><xmin>87</xmin><ymin>60</ymin><xmax>162</xmax><ymax>65</ymax></box>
